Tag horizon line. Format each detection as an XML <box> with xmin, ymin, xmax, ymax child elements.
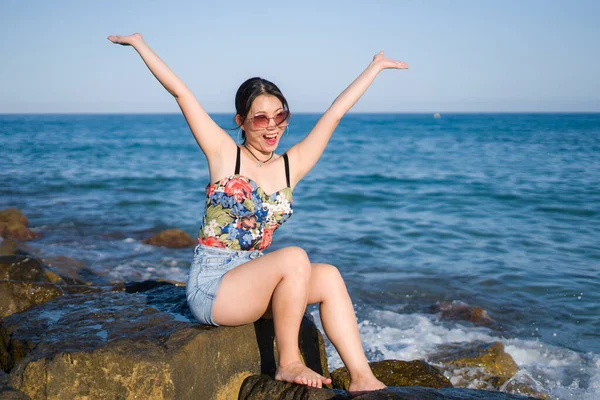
<box><xmin>1</xmin><ymin>111</ymin><xmax>600</xmax><ymax>115</ymax></box>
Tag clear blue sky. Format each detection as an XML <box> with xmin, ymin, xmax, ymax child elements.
<box><xmin>1</xmin><ymin>0</ymin><xmax>599</xmax><ymax>113</ymax></box>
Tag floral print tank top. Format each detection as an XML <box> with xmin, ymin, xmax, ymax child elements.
<box><xmin>197</xmin><ymin>147</ymin><xmax>293</xmax><ymax>251</ymax></box>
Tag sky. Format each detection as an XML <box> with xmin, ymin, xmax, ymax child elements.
<box><xmin>1</xmin><ymin>0</ymin><xmax>599</xmax><ymax>113</ymax></box>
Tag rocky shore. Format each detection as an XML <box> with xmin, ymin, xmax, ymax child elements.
<box><xmin>0</xmin><ymin>208</ymin><xmax>549</xmax><ymax>399</ymax></box>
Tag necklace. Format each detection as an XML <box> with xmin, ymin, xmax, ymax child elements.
<box><xmin>243</xmin><ymin>144</ymin><xmax>274</xmax><ymax>168</ymax></box>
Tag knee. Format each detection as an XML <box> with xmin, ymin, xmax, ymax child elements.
<box><xmin>322</xmin><ymin>264</ymin><xmax>344</xmax><ymax>286</ymax></box>
<box><xmin>280</xmin><ymin>246</ymin><xmax>311</xmax><ymax>280</ymax></box>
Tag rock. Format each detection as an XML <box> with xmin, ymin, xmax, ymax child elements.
<box><xmin>0</xmin><ymin>209</ymin><xmax>40</xmax><ymax>241</ymax></box>
<box><xmin>0</xmin><ymin>281</ymin><xmax>64</xmax><ymax>318</ymax></box>
<box><xmin>429</xmin><ymin>341</ymin><xmax>519</xmax><ymax>389</ymax></box>
<box><xmin>0</xmin><ymin>210</ymin><xmax>28</xmax><ymax>226</ymax></box>
<box><xmin>500</xmin><ymin>371</ymin><xmax>551</xmax><ymax>399</ymax></box>
<box><xmin>435</xmin><ymin>301</ymin><xmax>496</xmax><ymax>328</ymax></box>
<box><xmin>0</xmin><ymin>242</ymin><xmax>91</xmax><ymax>285</ymax></box>
<box><xmin>0</xmin><ymin>370</ymin><xmax>30</xmax><ymax>400</ymax></box>
<box><xmin>239</xmin><ymin>374</ymin><xmax>342</xmax><ymax>399</ymax></box>
<box><xmin>0</xmin><ymin>280</ymin><xmax>104</xmax><ymax>319</ymax></box>
<box><xmin>239</xmin><ymin>375</ymin><xmax>538</xmax><ymax>399</ymax></box>
<box><xmin>0</xmin><ymin>255</ymin><xmax>48</xmax><ymax>282</ymax></box>
<box><xmin>331</xmin><ymin>360</ymin><xmax>452</xmax><ymax>391</ymax></box>
<box><xmin>39</xmin><ymin>255</ymin><xmax>92</xmax><ymax>285</ymax></box>
<box><xmin>0</xmin><ymin>254</ymin><xmax>100</xmax><ymax>317</ymax></box>
<box><xmin>0</xmin><ymin>283</ymin><xmax>328</xmax><ymax>399</ymax></box>
<box><xmin>0</xmin><ymin>239</ymin><xmax>31</xmax><ymax>257</ymax></box>
<box><xmin>143</xmin><ymin>229</ymin><xmax>196</xmax><ymax>248</ymax></box>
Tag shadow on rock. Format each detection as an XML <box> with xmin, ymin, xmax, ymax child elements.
<box><xmin>239</xmin><ymin>374</ymin><xmax>539</xmax><ymax>399</ymax></box>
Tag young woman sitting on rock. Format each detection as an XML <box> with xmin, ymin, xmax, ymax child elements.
<box><xmin>109</xmin><ymin>33</ymin><xmax>407</xmax><ymax>391</ymax></box>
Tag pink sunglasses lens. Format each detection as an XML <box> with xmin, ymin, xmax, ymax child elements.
<box><xmin>253</xmin><ymin>115</ymin><xmax>270</xmax><ymax>128</ymax></box>
<box><xmin>274</xmin><ymin>111</ymin><xmax>289</xmax><ymax>125</ymax></box>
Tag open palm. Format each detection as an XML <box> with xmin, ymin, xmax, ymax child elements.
<box><xmin>372</xmin><ymin>51</ymin><xmax>408</xmax><ymax>70</ymax></box>
<box><xmin>107</xmin><ymin>33</ymin><xmax>142</xmax><ymax>46</ymax></box>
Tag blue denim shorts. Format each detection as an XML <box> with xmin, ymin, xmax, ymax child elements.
<box><xmin>186</xmin><ymin>244</ymin><xmax>262</xmax><ymax>326</ymax></box>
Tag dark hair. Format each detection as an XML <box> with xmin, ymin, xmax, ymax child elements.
<box><xmin>235</xmin><ymin>77</ymin><xmax>290</xmax><ymax>143</ymax></box>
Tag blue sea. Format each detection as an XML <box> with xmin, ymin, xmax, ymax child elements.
<box><xmin>1</xmin><ymin>113</ymin><xmax>599</xmax><ymax>398</ymax></box>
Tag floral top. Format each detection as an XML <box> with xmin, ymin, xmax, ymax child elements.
<box><xmin>198</xmin><ymin>175</ymin><xmax>293</xmax><ymax>251</ymax></box>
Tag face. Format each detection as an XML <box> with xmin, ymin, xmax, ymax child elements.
<box><xmin>238</xmin><ymin>95</ymin><xmax>289</xmax><ymax>153</ymax></box>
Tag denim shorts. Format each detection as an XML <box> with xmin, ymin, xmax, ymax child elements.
<box><xmin>186</xmin><ymin>244</ymin><xmax>263</xmax><ymax>326</ymax></box>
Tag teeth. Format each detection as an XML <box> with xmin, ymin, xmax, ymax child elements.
<box><xmin>264</xmin><ymin>134</ymin><xmax>277</xmax><ymax>139</ymax></box>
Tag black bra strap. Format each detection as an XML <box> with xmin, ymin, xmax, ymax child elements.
<box><xmin>235</xmin><ymin>146</ymin><xmax>241</xmax><ymax>175</ymax></box>
<box><xmin>283</xmin><ymin>153</ymin><xmax>290</xmax><ymax>187</ymax></box>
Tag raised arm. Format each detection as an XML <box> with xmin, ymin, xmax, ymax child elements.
<box><xmin>107</xmin><ymin>33</ymin><xmax>235</xmax><ymax>162</ymax></box>
<box><xmin>287</xmin><ymin>52</ymin><xmax>408</xmax><ymax>185</ymax></box>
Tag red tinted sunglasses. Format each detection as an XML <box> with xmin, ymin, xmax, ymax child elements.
<box><xmin>247</xmin><ymin>110</ymin><xmax>290</xmax><ymax>129</ymax></box>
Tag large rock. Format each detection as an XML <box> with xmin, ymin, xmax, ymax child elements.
<box><xmin>429</xmin><ymin>341</ymin><xmax>519</xmax><ymax>389</ymax></box>
<box><xmin>331</xmin><ymin>360</ymin><xmax>452</xmax><ymax>391</ymax></box>
<box><xmin>143</xmin><ymin>229</ymin><xmax>196</xmax><ymax>248</ymax></box>
<box><xmin>239</xmin><ymin>375</ymin><xmax>538</xmax><ymax>399</ymax></box>
<box><xmin>0</xmin><ymin>283</ymin><xmax>328</xmax><ymax>399</ymax></box>
<box><xmin>0</xmin><ymin>209</ymin><xmax>40</xmax><ymax>241</ymax></box>
<box><xmin>435</xmin><ymin>301</ymin><xmax>496</xmax><ymax>328</ymax></box>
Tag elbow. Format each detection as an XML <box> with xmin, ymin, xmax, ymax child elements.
<box><xmin>172</xmin><ymin>86</ymin><xmax>191</xmax><ymax>100</ymax></box>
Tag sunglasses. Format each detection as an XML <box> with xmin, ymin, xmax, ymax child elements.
<box><xmin>247</xmin><ymin>110</ymin><xmax>290</xmax><ymax>129</ymax></box>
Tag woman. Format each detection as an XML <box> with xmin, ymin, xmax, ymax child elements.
<box><xmin>109</xmin><ymin>33</ymin><xmax>407</xmax><ymax>391</ymax></box>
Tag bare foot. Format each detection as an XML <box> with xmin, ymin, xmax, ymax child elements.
<box><xmin>275</xmin><ymin>361</ymin><xmax>332</xmax><ymax>388</ymax></box>
<box><xmin>348</xmin><ymin>376</ymin><xmax>387</xmax><ymax>394</ymax></box>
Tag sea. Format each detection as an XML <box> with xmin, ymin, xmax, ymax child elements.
<box><xmin>1</xmin><ymin>113</ymin><xmax>599</xmax><ymax>398</ymax></box>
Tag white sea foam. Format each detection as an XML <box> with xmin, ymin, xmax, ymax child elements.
<box><xmin>310</xmin><ymin>308</ymin><xmax>600</xmax><ymax>399</ymax></box>
<box><xmin>110</xmin><ymin>259</ymin><xmax>187</xmax><ymax>282</ymax></box>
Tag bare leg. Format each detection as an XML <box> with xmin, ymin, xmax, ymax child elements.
<box><xmin>211</xmin><ymin>246</ymin><xmax>331</xmax><ymax>388</ymax></box>
<box><xmin>306</xmin><ymin>263</ymin><xmax>386</xmax><ymax>392</ymax></box>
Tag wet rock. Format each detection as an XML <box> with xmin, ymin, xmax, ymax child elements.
<box><xmin>0</xmin><ymin>209</ymin><xmax>40</xmax><ymax>241</ymax></box>
<box><xmin>0</xmin><ymin>254</ymin><xmax>100</xmax><ymax>317</ymax></box>
<box><xmin>0</xmin><ymin>256</ymin><xmax>48</xmax><ymax>282</ymax></box>
<box><xmin>39</xmin><ymin>255</ymin><xmax>92</xmax><ymax>285</ymax></box>
<box><xmin>500</xmin><ymin>371</ymin><xmax>551</xmax><ymax>399</ymax></box>
<box><xmin>143</xmin><ymin>228</ymin><xmax>196</xmax><ymax>248</ymax></box>
<box><xmin>435</xmin><ymin>301</ymin><xmax>496</xmax><ymax>328</ymax></box>
<box><xmin>239</xmin><ymin>374</ymin><xmax>341</xmax><ymax>399</ymax></box>
<box><xmin>0</xmin><ymin>283</ymin><xmax>327</xmax><ymax>399</ymax></box>
<box><xmin>331</xmin><ymin>360</ymin><xmax>452</xmax><ymax>391</ymax></box>
<box><xmin>0</xmin><ymin>280</ymin><xmax>103</xmax><ymax>319</ymax></box>
<box><xmin>239</xmin><ymin>375</ymin><xmax>538</xmax><ymax>399</ymax></box>
<box><xmin>429</xmin><ymin>341</ymin><xmax>519</xmax><ymax>389</ymax></box>
<box><xmin>0</xmin><ymin>281</ymin><xmax>64</xmax><ymax>318</ymax></box>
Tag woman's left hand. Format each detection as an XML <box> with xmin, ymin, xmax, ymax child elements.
<box><xmin>371</xmin><ymin>51</ymin><xmax>408</xmax><ymax>70</ymax></box>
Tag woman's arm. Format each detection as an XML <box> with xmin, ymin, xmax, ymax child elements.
<box><xmin>107</xmin><ymin>33</ymin><xmax>235</xmax><ymax>161</ymax></box>
<box><xmin>287</xmin><ymin>52</ymin><xmax>408</xmax><ymax>185</ymax></box>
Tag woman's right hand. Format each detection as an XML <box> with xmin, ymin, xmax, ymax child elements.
<box><xmin>107</xmin><ymin>33</ymin><xmax>143</xmax><ymax>46</ymax></box>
